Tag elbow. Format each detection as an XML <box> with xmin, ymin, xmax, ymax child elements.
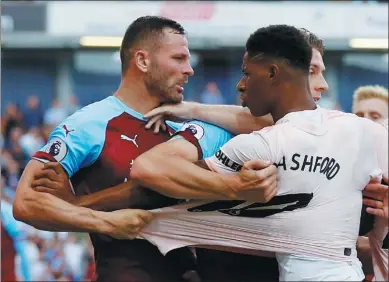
<box><xmin>13</xmin><ymin>192</ymin><xmax>42</xmax><ymax>225</ymax></box>
<box><xmin>13</xmin><ymin>198</ymin><xmax>30</xmax><ymax>223</ymax></box>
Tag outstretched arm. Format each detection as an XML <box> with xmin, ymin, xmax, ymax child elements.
<box><xmin>13</xmin><ymin>160</ymin><xmax>153</xmax><ymax>239</ymax></box>
<box><xmin>144</xmin><ymin>102</ymin><xmax>274</xmax><ymax>135</ymax></box>
<box><xmin>32</xmin><ymin>162</ymin><xmax>142</xmax><ymax>211</ymax></box>
<box><xmin>131</xmin><ymin>137</ymin><xmax>277</xmax><ymax>202</ymax></box>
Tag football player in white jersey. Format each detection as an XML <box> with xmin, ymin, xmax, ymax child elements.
<box><xmin>131</xmin><ymin>25</ymin><xmax>388</xmax><ymax>281</ymax></box>
<box><xmin>142</xmin><ymin>28</ymin><xmax>387</xmax><ymax>282</ymax></box>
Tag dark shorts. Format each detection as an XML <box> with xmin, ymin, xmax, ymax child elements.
<box><xmin>196</xmin><ymin>249</ymin><xmax>279</xmax><ymax>282</ymax></box>
<box><xmin>95</xmin><ymin>239</ymin><xmax>196</xmax><ymax>282</ymax></box>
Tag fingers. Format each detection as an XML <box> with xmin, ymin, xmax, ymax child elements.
<box><xmin>144</xmin><ymin>107</ymin><xmax>169</xmax><ymax>119</ymax></box>
<box><xmin>31</xmin><ymin>178</ymin><xmax>56</xmax><ymax>189</ymax></box>
<box><xmin>154</xmin><ymin>119</ymin><xmax>164</xmax><ymax>134</ymax></box>
<box><xmin>366</xmin><ymin>207</ymin><xmax>385</xmax><ymax>218</ymax></box>
<box><xmin>364</xmin><ymin>183</ymin><xmax>388</xmax><ymax>194</ymax></box>
<box><xmin>135</xmin><ymin>210</ymin><xmax>155</xmax><ymax>224</ymax></box>
<box><xmin>363</xmin><ymin>198</ymin><xmax>384</xmax><ymax>209</ymax></box>
<box><xmin>383</xmin><ymin>174</ymin><xmax>388</xmax><ymax>185</ymax></box>
<box><xmin>363</xmin><ymin>191</ymin><xmax>385</xmax><ymax>201</ymax></box>
<box><xmin>145</xmin><ymin>115</ymin><xmax>162</xmax><ymax>130</ymax></box>
<box><xmin>256</xmin><ymin>165</ymin><xmax>277</xmax><ymax>181</ymax></box>
<box><xmin>264</xmin><ymin>179</ymin><xmax>278</xmax><ymax>202</ymax></box>
<box><xmin>243</xmin><ymin>159</ymin><xmax>272</xmax><ymax>170</ymax></box>
<box><xmin>32</xmin><ymin>186</ymin><xmax>54</xmax><ymax>194</ymax></box>
<box><xmin>34</xmin><ymin>169</ymin><xmax>59</xmax><ymax>182</ymax></box>
<box><xmin>43</xmin><ymin>162</ymin><xmax>66</xmax><ymax>176</ymax></box>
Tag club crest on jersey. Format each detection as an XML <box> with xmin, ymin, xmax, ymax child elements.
<box><xmin>44</xmin><ymin>137</ymin><xmax>68</xmax><ymax>162</ymax></box>
<box><xmin>180</xmin><ymin>123</ymin><xmax>204</xmax><ymax>140</ymax></box>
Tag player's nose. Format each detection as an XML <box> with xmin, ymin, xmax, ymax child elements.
<box><xmin>183</xmin><ymin>62</ymin><xmax>194</xmax><ymax>76</ymax></box>
<box><xmin>315</xmin><ymin>76</ymin><xmax>329</xmax><ymax>94</ymax></box>
<box><xmin>237</xmin><ymin>78</ymin><xmax>245</xmax><ymax>93</ymax></box>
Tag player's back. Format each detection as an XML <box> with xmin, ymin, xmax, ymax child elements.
<box><xmin>263</xmin><ymin>109</ymin><xmax>383</xmax><ymax>251</ymax></box>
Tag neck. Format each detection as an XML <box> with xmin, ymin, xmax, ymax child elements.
<box><xmin>270</xmin><ymin>82</ymin><xmax>316</xmax><ymax>123</ymax></box>
<box><xmin>114</xmin><ymin>75</ymin><xmax>160</xmax><ymax>114</ymax></box>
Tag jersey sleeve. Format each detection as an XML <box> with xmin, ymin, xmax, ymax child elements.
<box><xmin>205</xmin><ymin>132</ymin><xmax>274</xmax><ymax>175</ymax></box>
<box><xmin>32</xmin><ymin>116</ymin><xmax>105</xmax><ymax>178</ymax></box>
<box><xmin>371</xmin><ymin>121</ymin><xmax>388</xmax><ymax>178</ymax></box>
<box><xmin>172</xmin><ymin>120</ymin><xmax>234</xmax><ymax>159</ymax></box>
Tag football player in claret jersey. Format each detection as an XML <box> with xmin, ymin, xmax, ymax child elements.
<box><xmin>131</xmin><ymin>25</ymin><xmax>388</xmax><ymax>281</ymax></box>
<box><xmin>14</xmin><ymin>16</ymin><xmax>276</xmax><ymax>282</ymax></box>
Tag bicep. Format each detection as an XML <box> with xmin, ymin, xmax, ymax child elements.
<box><xmin>206</xmin><ymin>133</ymin><xmax>273</xmax><ymax>174</ymax></box>
<box><xmin>14</xmin><ymin>160</ymin><xmax>44</xmax><ymax>207</ymax></box>
<box><xmin>145</xmin><ymin>136</ymin><xmax>200</xmax><ymax>163</ymax></box>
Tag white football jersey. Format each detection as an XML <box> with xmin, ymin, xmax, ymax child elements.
<box><xmin>140</xmin><ymin>108</ymin><xmax>387</xmax><ymax>280</ymax></box>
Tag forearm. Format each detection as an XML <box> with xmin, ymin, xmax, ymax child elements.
<box><xmin>15</xmin><ymin>191</ymin><xmax>109</xmax><ymax>233</ymax></box>
<box><xmin>76</xmin><ymin>181</ymin><xmax>137</xmax><ymax>211</ymax></box>
<box><xmin>192</xmin><ymin>104</ymin><xmax>273</xmax><ymax>134</ymax></box>
<box><xmin>132</xmin><ymin>154</ymin><xmax>237</xmax><ymax>200</ymax></box>
<box><xmin>13</xmin><ymin>160</ymin><xmax>110</xmax><ymax>233</ymax></box>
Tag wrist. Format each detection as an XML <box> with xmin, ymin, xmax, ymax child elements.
<box><xmin>91</xmin><ymin>210</ymin><xmax>112</xmax><ymax>235</ymax></box>
<box><xmin>190</xmin><ymin>102</ymin><xmax>203</xmax><ymax>120</ymax></box>
<box><xmin>219</xmin><ymin>174</ymin><xmax>239</xmax><ymax>200</ymax></box>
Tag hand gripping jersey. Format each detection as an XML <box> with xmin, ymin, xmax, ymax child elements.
<box><xmin>368</xmin><ymin>117</ymin><xmax>388</xmax><ymax>282</ymax></box>
<box><xmin>32</xmin><ymin>96</ymin><xmax>232</xmax><ymax>280</ymax></box>
<box><xmin>140</xmin><ymin>108</ymin><xmax>388</xmax><ymax>281</ymax></box>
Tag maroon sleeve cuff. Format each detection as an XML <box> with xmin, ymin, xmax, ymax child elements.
<box><xmin>172</xmin><ymin>129</ymin><xmax>203</xmax><ymax>160</ymax></box>
<box><xmin>32</xmin><ymin>151</ymin><xmax>57</xmax><ymax>162</ymax></box>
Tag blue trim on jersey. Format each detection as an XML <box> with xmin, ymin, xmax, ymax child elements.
<box><xmin>180</xmin><ymin>120</ymin><xmax>234</xmax><ymax>159</ymax></box>
<box><xmin>166</xmin><ymin>121</ymin><xmax>184</xmax><ymax>132</ymax></box>
<box><xmin>112</xmin><ymin>96</ymin><xmax>147</xmax><ymax>121</ymax></box>
<box><xmin>40</xmin><ymin>96</ymin><xmax>151</xmax><ymax>178</ymax></box>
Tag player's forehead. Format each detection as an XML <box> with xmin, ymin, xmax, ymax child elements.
<box><xmin>241</xmin><ymin>52</ymin><xmax>251</xmax><ymax>70</ymax></box>
<box><xmin>356</xmin><ymin>98</ymin><xmax>388</xmax><ymax>111</ymax></box>
<box><xmin>310</xmin><ymin>48</ymin><xmax>325</xmax><ymax>71</ymax></box>
<box><xmin>159</xmin><ymin>29</ymin><xmax>190</xmax><ymax>57</ymax></box>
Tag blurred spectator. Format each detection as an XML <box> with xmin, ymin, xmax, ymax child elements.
<box><xmin>24</xmin><ymin>95</ymin><xmax>44</xmax><ymax>130</ymax></box>
<box><xmin>7</xmin><ymin>126</ymin><xmax>28</xmax><ymax>169</ymax></box>
<box><xmin>1</xmin><ymin>102</ymin><xmax>23</xmax><ymax>143</ymax></box>
<box><xmin>1</xmin><ymin>180</ymin><xmax>32</xmax><ymax>281</ymax></box>
<box><xmin>63</xmin><ymin>233</ymin><xmax>87</xmax><ymax>280</ymax></box>
<box><xmin>352</xmin><ymin>85</ymin><xmax>388</xmax><ymax>122</ymax></box>
<box><xmin>20</xmin><ymin>126</ymin><xmax>45</xmax><ymax>157</ymax></box>
<box><xmin>200</xmin><ymin>81</ymin><xmax>225</xmax><ymax>104</ymax></box>
<box><xmin>44</xmin><ymin>99</ymin><xmax>68</xmax><ymax>127</ymax></box>
<box><xmin>67</xmin><ymin>95</ymin><xmax>82</xmax><ymax>116</ymax></box>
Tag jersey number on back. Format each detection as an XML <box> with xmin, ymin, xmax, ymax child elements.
<box><xmin>188</xmin><ymin>193</ymin><xmax>313</xmax><ymax>217</ymax></box>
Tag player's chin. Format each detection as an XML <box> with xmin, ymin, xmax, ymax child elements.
<box><xmin>167</xmin><ymin>90</ymin><xmax>184</xmax><ymax>103</ymax></box>
<box><xmin>249</xmin><ymin>107</ymin><xmax>265</xmax><ymax>117</ymax></box>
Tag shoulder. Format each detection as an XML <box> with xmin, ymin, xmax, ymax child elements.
<box><xmin>56</xmin><ymin>96</ymin><xmax>125</xmax><ymax>138</ymax></box>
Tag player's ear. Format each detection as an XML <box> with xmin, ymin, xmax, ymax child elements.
<box><xmin>134</xmin><ymin>50</ymin><xmax>150</xmax><ymax>73</ymax></box>
<box><xmin>269</xmin><ymin>64</ymin><xmax>279</xmax><ymax>82</ymax></box>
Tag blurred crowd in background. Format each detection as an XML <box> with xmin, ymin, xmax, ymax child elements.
<box><xmin>1</xmin><ymin>0</ymin><xmax>388</xmax><ymax>281</ymax></box>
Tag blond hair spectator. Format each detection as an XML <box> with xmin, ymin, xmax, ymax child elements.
<box><xmin>352</xmin><ymin>85</ymin><xmax>388</xmax><ymax>122</ymax></box>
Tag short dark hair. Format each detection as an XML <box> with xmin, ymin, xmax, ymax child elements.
<box><xmin>120</xmin><ymin>16</ymin><xmax>186</xmax><ymax>74</ymax></box>
<box><xmin>299</xmin><ymin>28</ymin><xmax>325</xmax><ymax>56</ymax></box>
<box><xmin>246</xmin><ymin>25</ymin><xmax>312</xmax><ymax>72</ymax></box>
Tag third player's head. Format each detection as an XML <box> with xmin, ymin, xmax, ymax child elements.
<box><xmin>237</xmin><ymin>25</ymin><xmax>313</xmax><ymax>118</ymax></box>
<box><xmin>300</xmin><ymin>28</ymin><xmax>328</xmax><ymax>102</ymax></box>
<box><xmin>120</xmin><ymin>16</ymin><xmax>194</xmax><ymax>103</ymax></box>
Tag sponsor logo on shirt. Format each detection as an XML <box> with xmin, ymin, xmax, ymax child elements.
<box><xmin>215</xmin><ymin>149</ymin><xmax>242</xmax><ymax>171</ymax></box>
<box><xmin>180</xmin><ymin>123</ymin><xmax>204</xmax><ymax>140</ymax></box>
<box><xmin>43</xmin><ymin>137</ymin><xmax>68</xmax><ymax>162</ymax></box>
